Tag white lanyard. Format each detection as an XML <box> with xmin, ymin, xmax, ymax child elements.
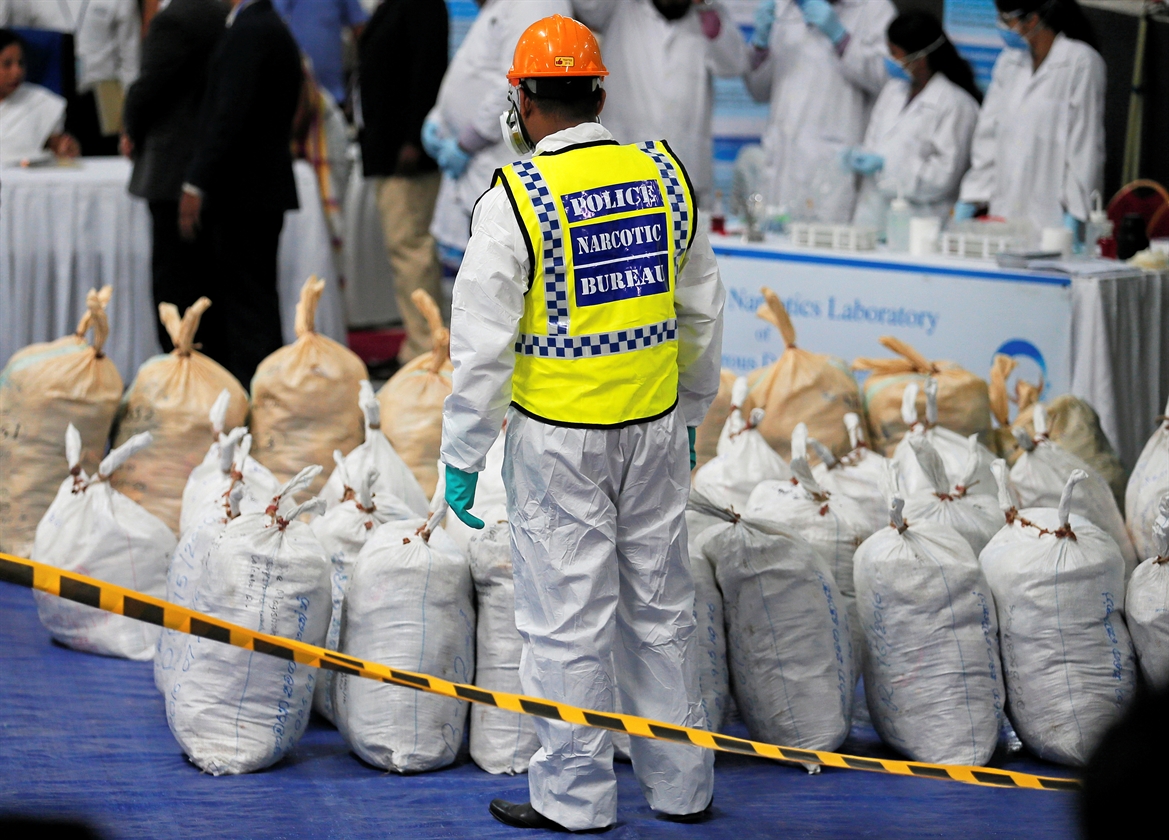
<box><xmin>56</xmin><ymin>0</ymin><xmax>93</xmax><ymax>32</ymax></box>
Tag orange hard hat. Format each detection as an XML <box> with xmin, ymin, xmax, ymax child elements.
<box><xmin>506</xmin><ymin>15</ymin><xmax>608</xmax><ymax>85</ymax></box>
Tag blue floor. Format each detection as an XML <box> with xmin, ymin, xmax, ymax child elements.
<box><xmin>0</xmin><ymin>583</ymin><xmax>1081</xmax><ymax>839</ymax></box>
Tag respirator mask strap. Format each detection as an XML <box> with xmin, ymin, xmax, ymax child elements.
<box><xmin>500</xmin><ymin>83</ymin><xmax>537</xmax><ymax>157</ymax></box>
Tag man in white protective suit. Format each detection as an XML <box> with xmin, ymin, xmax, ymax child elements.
<box><xmin>745</xmin><ymin>0</ymin><xmax>896</xmax><ymax>222</ymax></box>
<box><xmin>571</xmin><ymin>0</ymin><xmax>749</xmax><ymax>210</ymax></box>
<box><xmin>421</xmin><ymin>0</ymin><xmax>571</xmax><ymax>260</ymax></box>
<box><xmin>439</xmin><ymin>15</ymin><xmax>725</xmax><ymax>832</ymax></box>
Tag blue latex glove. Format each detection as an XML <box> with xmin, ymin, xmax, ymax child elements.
<box><xmin>751</xmin><ymin>0</ymin><xmax>776</xmax><ymax>48</ymax></box>
<box><xmin>421</xmin><ymin>118</ymin><xmax>445</xmax><ymax>161</ymax></box>
<box><xmin>444</xmin><ymin>465</ymin><xmax>484</xmax><ymax>529</ymax></box>
<box><xmin>953</xmin><ymin>201</ymin><xmax>977</xmax><ymax>222</ymax></box>
<box><xmin>801</xmin><ymin>0</ymin><xmax>847</xmax><ymax>46</ymax></box>
<box><xmin>1064</xmin><ymin>211</ymin><xmax>1084</xmax><ymax>250</ymax></box>
<box><xmin>688</xmin><ymin>427</ymin><xmax>697</xmax><ymax>471</ymax></box>
<box><xmin>844</xmin><ymin>148</ymin><xmax>884</xmax><ymax>176</ymax></box>
<box><xmin>436</xmin><ymin>137</ymin><xmax>472</xmax><ymax>179</ymax></box>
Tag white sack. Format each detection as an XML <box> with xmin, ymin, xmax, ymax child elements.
<box><xmin>1126</xmin><ymin>495</ymin><xmax>1169</xmax><ymax>689</ymax></box>
<box><xmin>715</xmin><ymin>377</ymin><xmax>751</xmax><ymax>456</ymax></box>
<box><xmin>745</xmin><ymin>424</ymin><xmax>869</xmax><ymax>676</ymax></box>
<box><xmin>854</xmin><ymin>487</ymin><xmax>1005</xmax><ymax>766</ymax></box>
<box><xmin>700</xmin><ymin>498</ymin><xmax>853</xmax><ymax>752</ymax></box>
<box><xmin>811</xmin><ymin>412</ymin><xmax>891</xmax><ymax>535</ymax></box>
<box><xmin>32</xmin><ymin>427</ymin><xmax>176</xmax><ymax>661</ymax></box>
<box><xmin>468</xmin><ymin>521</ymin><xmax>539</xmax><ymax>775</ymax></box>
<box><xmin>692</xmin><ymin>408</ymin><xmax>791</xmax><ymax>512</ymax></box>
<box><xmin>334</xmin><ymin>511</ymin><xmax>475</xmax><ymax>773</ymax></box>
<box><xmin>167</xmin><ymin>467</ymin><xmax>332</xmax><ymax>775</ymax></box>
<box><xmin>310</xmin><ymin>454</ymin><xmax>414</xmax><ymax>724</ymax></box>
<box><xmin>685</xmin><ymin>507</ymin><xmax>730</xmax><ymax>732</ymax></box>
<box><xmin>979</xmin><ymin>469</ymin><xmax>1137</xmax><ymax>766</ymax></box>
<box><xmin>1011</xmin><ymin>404</ymin><xmax>1138</xmax><ymax>576</ymax></box>
<box><xmin>319</xmin><ymin>380</ymin><xmax>430</xmax><ymax>518</ymax></box>
<box><xmin>903</xmin><ymin>434</ymin><xmax>1004</xmax><ymax>556</ymax></box>
<box><xmin>1125</xmin><ymin>398</ymin><xmax>1169</xmax><ymax>562</ymax></box>
<box><xmin>892</xmin><ymin>380</ymin><xmax>996</xmax><ymax>498</ymax></box>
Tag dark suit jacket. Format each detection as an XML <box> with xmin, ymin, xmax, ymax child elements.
<box><xmin>358</xmin><ymin>0</ymin><xmax>447</xmax><ymax>178</ymax></box>
<box><xmin>124</xmin><ymin>0</ymin><xmax>229</xmax><ymax>203</ymax></box>
<box><xmin>186</xmin><ymin>0</ymin><xmax>303</xmax><ymax>212</ymax></box>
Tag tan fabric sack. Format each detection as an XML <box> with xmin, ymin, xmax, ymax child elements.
<box><xmin>0</xmin><ymin>287</ymin><xmax>123</xmax><ymax>556</ymax></box>
<box><xmin>693</xmin><ymin>369</ymin><xmax>737</xmax><ymax>472</ymax></box>
<box><xmin>111</xmin><ymin>298</ymin><xmax>249</xmax><ymax>534</ymax></box>
<box><xmin>377</xmin><ymin>290</ymin><xmax>452</xmax><ymax>498</ymax></box>
<box><xmin>741</xmin><ymin>288</ymin><xmax>862</xmax><ymax>461</ymax></box>
<box><xmin>853</xmin><ymin>337</ymin><xmax>990</xmax><ymax>456</ymax></box>
<box><xmin>251</xmin><ymin>277</ymin><xmax>368</xmax><ymax>494</ymax></box>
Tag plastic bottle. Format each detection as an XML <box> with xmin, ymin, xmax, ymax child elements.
<box><xmin>1084</xmin><ymin>190</ymin><xmax>1114</xmax><ymax>259</ymax></box>
<box><xmin>887</xmin><ymin>191</ymin><xmax>911</xmax><ymax>253</ymax></box>
<box><xmin>711</xmin><ymin>190</ymin><xmax>726</xmax><ymax>235</ymax></box>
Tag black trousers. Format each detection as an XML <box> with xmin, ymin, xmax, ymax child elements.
<box><xmin>202</xmin><ymin>201</ymin><xmax>286</xmax><ymax>387</ymax></box>
<box><xmin>148</xmin><ymin>200</ymin><xmax>219</xmax><ymax>356</ymax></box>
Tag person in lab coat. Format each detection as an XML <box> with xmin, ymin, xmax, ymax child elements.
<box><xmin>440</xmin><ymin>14</ymin><xmax>723</xmax><ymax>832</ymax></box>
<box><xmin>746</xmin><ymin>0</ymin><xmax>896</xmax><ymax>222</ymax></box>
<box><xmin>849</xmin><ymin>12</ymin><xmax>981</xmax><ymax>232</ymax></box>
<box><xmin>571</xmin><ymin>0</ymin><xmax>748</xmax><ymax>210</ymax></box>
<box><xmin>956</xmin><ymin>0</ymin><xmax>1104</xmax><ymax>240</ymax></box>
<box><xmin>0</xmin><ymin>29</ymin><xmax>80</xmax><ymax>166</ymax></box>
<box><xmin>421</xmin><ymin>0</ymin><xmax>570</xmax><ymax>258</ymax></box>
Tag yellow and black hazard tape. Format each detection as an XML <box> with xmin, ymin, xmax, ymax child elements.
<box><xmin>0</xmin><ymin>551</ymin><xmax>1081</xmax><ymax>792</ymax></box>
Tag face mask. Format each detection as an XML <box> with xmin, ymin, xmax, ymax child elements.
<box><xmin>997</xmin><ymin>23</ymin><xmax>1029</xmax><ymax>50</ymax></box>
<box><xmin>883</xmin><ymin>56</ymin><xmax>911</xmax><ymax>82</ymax></box>
<box><xmin>500</xmin><ymin>86</ymin><xmax>535</xmax><ymax>156</ymax></box>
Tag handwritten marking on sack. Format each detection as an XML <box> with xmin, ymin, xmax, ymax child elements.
<box><xmin>1101</xmin><ymin>592</ymin><xmax>1130</xmax><ymax>707</ymax></box>
<box><xmin>0</xmin><ymin>552</ymin><xmax>1082</xmax><ymax>792</ymax></box>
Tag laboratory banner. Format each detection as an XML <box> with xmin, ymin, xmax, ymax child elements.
<box><xmin>712</xmin><ymin>246</ymin><xmax>1073</xmax><ymax>396</ymax></box>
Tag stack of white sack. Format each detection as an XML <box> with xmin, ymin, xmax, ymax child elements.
<box><xmin>442</xmin><ymin>427</ymin><xmax>508</xmax><ymax>554</ymax></box>
<box><xmin>902</xmin><ymin>435</ymin><xmax>1004</xmax><ymax>556</ymax></box>
<box><xmin>1125</xmin><ymin>495</ymin><xmax>1169</xmax><ymax>688</ymax></box>
<box><xmin>167</xmin><ymin>467</ymin><xmax>331</xmax><ymax>775</ymax></box>
<box><xmin>892</xmin><ymin>380</ymin><xmax>996</xmax><ymax>499</ymax></box>
<box><xmin>745</xmin><ymin>423</ymin><xmax>869</xmax><ymax>676</ymax></box>
<box><xmin>319</xmin><ymin>380</ymin><xmax>430</xmax><ymax>518</ymax></box>
<box><xmin>1125</xmin><ymin>398</ymin><xmax>1169</xmax><ymax>561</ymax></box>
<box><xmin>810</xmin><ymin>412</ymin><xmax>890</xmax><ymax>535</ymax></box>
<box><xmin>468</xmin><ymin>521</ymin><xmax>539</xmax><ymax>775</ymax></box>
<box><xmin>692</xmin><ymin>404</ymin><xmax>790</xmax><ymax>512</ymax></box>
<box><xmin>157</xmin><ymin>429</ymin><xmax>262</xmax><ymax>696</ymax></box>
<box><xmin>32</xmin><ymin>427</ymin><xmax>176</xmax><ymax>660</ymax></box>
<box><xmin>683</xmin><ymin>505</ymin><xmax>730</xmax><ymax>732</ymax></box>
<box><xmin>334</xmin><ymin>507</ymin><xmax>475</xmax><ymax>773</ymax></box>
<box><xmin>980</xmin><ymin>469</ymin><xmax>1136</xmax><ymax>766</ymax></box>
<box><xmin>1011</xmin><ymin>404</ymin><xmax>1138</xmax><ymax>576</ymax></box>
<box><xmin>698</xmin><ymin>492</ymin><xmax>853</xmax><ymax>764</ymax></box>
<box><xmin>854</xmin><ymin>476</ymin><xmax>1005</xmax><ymax>766</ymax></box>
<box><xmin>310</xmin><ymin>453</ymin><xmax>414</xmax><ymax>723</ymax></box>
<box><xmin>178</xmin><ymin>390</ymin><xmax>277</xmax><ymax>534</ymax></box>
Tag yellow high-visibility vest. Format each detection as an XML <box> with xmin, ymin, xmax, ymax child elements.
<box><xmin>492</xmin><ymin>139</ymin><xmax>696</xmax><ymax>428</ymax></box>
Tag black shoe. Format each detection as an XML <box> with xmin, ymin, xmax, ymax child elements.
<box><xmin>488</xmin><ymin>799</ymin><xmax>612</xmax><ymax>833</ymax></box>
<box><xmin>658</xmin><ymin>800</ymin><xmax>714</xmax><ymax>824</ymax></box>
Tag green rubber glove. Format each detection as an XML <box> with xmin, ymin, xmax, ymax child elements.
<box><xmin>444</xmin><ymin>464</ymin><xmax>484</xmax><ymax>529</ymax></box>
<box><xmin>688</xmin><ymin>427</ymin><xmax>697</xmax><ymax>471</ymax></box>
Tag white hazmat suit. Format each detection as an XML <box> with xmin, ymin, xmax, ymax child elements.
<box><xmin>959</xmin><ymin>33</ymin><xmax>1105</xmax><ymax>231</ymax></box>
<box><xmin>853</xmin><ymin>73</ymin><xmax>980</xmax><ymax>231</ymax></box>
<box><xmin>571</xmin><ymin>0</ymin><xmax>749</xmax><ymax>209</ymax></box>
<box><xmin>440</xmin><ymin>122</ymin><xmax>725</xmax><ymax>830</ymax></box>
<box><xmin>746</xmin><ymin>0</ymin><xmax>896</xmax><ymax>222</ymax></box>
<box><xmin>426</xmin><ymin>0</ymin><xmax>571</xmax><ymax>254</ymax></box>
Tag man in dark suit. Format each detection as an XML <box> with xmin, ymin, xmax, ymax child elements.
<box><xmin>357</xmin><ymin>0</ymin><xmax>447</xmax><ymax>365</ymax></box>
<box><xmin>123</xmin><ymin>0</ymin><xmax>228</xmax><ymax>356</ymax></box>
<box><xmin>179</xmin><ymin>0</ymin><xmax>302</xmax><ymax>385</ymax></box>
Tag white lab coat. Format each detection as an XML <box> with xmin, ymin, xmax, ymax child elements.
<box><xmin>745</xmin><ymin>0</ymin><xmax>896</xmax><ymax>222</ymax></box>
<box><xmin>4</xmin><ymin>0</ymin><xmax>140</xmax><ymax>92</ymax></box>
<box><xmin>0</xmin><ymin>83</ymin><xmax>66</xmax><ymax>167</ymax></box>
<box><xmin>853</xmin><ymin>73</ymin><xmax>980</xmax><ymax>231</ymax></box>
<box><xmin>427</xmin><ymin>0</ymin><xmax>571</xmax><ymax>254</ymax></box>
<box><xmin>440</xmin><ymin>121</ymin><xmax>723</xmax><ymax>830</ymax></box>
<box><xmin>571</xmin><ymin>0</ymin><xmax>748</xmax><ymax>209</ymax></box>
<box><xmin>959</xmin><ymin>33</ymin><xmax>1106</xmax><ymax>230</ymax></box>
